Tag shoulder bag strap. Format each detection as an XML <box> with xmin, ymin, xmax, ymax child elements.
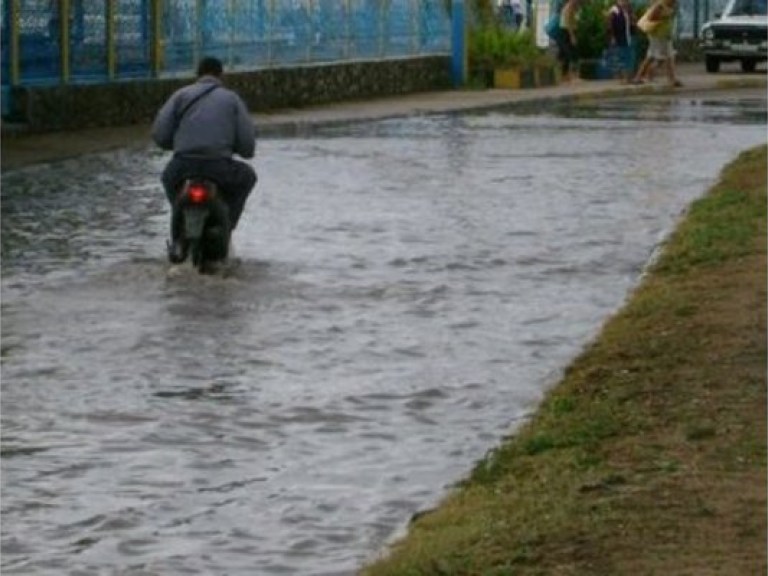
<box><xmin>175</xmin><ymin>84</ymin><xmax>220</xmax><ymax>128</ymax></box>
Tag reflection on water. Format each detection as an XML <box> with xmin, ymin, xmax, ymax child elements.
<box><xmin>1</xmin><ymin>93</ymin><xmax>766</xmax><ymax>575</ymax></box>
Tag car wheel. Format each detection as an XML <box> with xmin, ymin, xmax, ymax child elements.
<box><xmin>705</xmin><ymin>56</ymin><xmax>720</xmax><ymax>73</ymax></box>
<box><xmin>741</xmin><ymin>59</ymin><xmax>757</xmax><ymax>73</ymax></box>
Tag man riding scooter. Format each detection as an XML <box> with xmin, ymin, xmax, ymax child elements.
<box><xmin>151</xmin><ymin>56</ymin><xmax>257</xmax><ymax>263</ymax></box>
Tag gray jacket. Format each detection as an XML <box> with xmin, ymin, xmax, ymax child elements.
<box><xmin>151</xmin><ymin>76</ymin><xmax>256</xmax><ymax>159</ymax></box>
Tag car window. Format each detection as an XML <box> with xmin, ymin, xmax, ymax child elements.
<box><xmin>727</xmin><ymin>0</ymin><xmax>767</xmax><ymax>15</ymax></box>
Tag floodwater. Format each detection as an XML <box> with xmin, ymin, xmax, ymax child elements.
<box><xmin>2</xmin><ymin>91</ymin><xmax>766</xmax><ymax>576</ymax></box>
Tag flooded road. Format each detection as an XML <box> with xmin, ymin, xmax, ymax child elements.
<box><xmin>2</xmin><ymin>91</ymin><xmax>766</xmax><ymax>575</ymax></box>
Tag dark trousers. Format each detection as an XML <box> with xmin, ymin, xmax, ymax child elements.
<box><xmin>556</xmin><ymin>32</ymin><xmax>577</xmax><ymax>76</ymax></box>
<box><xmin>161</xmin><ymin>156</ymin><xmax>257</xmax><ymax>238</ymax></box>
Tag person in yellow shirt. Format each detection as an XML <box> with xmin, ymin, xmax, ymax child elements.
<box><xmin>631</xmin><ymin>0</ymin><xmax>683</xmax><ymax>86</ymax></box>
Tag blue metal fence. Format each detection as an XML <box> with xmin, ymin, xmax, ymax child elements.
<box><xmin>1</xmin><ymin>0</ymin><xmax>452</xmax><ymax>88</ymax></box>
<box><xmin>0</xmin><ymin>0</ymin><xmax>719</xmax><ymax>118</ymax></box>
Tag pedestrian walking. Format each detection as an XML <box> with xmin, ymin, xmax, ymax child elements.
<box><xmin>500</xmin><ymin>0</ymin><xmax>515</xmax><ymax>27</ymax></box>
<box><xmin>631</xmin><ymin>0</ymin><xmax>683</xmax><ymax>86</ymax></box>
<box><xmin>556</xmin><ymin>0</ymin><xmax>583</xmax><ymax>83</ymax></box>
<box><xmin>511</xmin><ymin>0</ymin><xmax>525</xmax><ymax>29</ymax></box>
<box><xmin>606</xmin><ymin>0</ymin><xmax>636</xmax><ymax>82</ymax></box>
<box><xmin>499</xmin><ymin>0</ymin><xmax>524</xmax><ymax>29</ymax></box>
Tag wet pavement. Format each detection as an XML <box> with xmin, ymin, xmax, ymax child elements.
<box><xmin>1</xmin><ymin>71</ymin><xmax>767</xmax><ymax>575</ymax></box>
<box><xmin>1</xmin><ymin>62</ymin><xmax>765</xmax><ymax>171</ymax></box>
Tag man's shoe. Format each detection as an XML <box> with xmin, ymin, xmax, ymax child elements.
<box><xmin>167</xmin><ymin>239</ymin><xmax>188</xmax><ymax>264</ymax></box>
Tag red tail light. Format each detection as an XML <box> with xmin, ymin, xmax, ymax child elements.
<box><xmin>187</xmin><ymin>184</ymin><xmax>209</xmax><ymax>204</ymax></box>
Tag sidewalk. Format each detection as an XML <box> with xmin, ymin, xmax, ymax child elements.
<box><xmin>1</xmin><ymin>63</ymin><xmax>764</xmax><ymax>172</ymax></box>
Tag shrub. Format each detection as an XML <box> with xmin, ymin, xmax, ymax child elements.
<box><xmin>469</xmin><ymin>26</ymin><xmax>541</xmax><ymax>69</ymax></box>
<box><xmin>576</xmin><ymin>0</ymin><xmax>611</xmax><ymax>59</ymax></box>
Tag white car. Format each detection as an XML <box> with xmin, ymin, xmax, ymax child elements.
<box><xmin>699</xmin><ymin>0</ymin><xmax>767</xmax><ymax>73</ymax></box>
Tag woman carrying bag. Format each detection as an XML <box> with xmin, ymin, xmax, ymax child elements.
<box><xmin>631</xmin><ymin>0</ymin><xmax>683</xmax><ymax>86</ymax></box>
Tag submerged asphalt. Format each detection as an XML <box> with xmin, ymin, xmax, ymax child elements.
<box><xmin>0</xmin><ymin>63</ymin><xmax>765</xmax><ymax>172</ymax></box>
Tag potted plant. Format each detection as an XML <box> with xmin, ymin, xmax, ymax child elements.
<box><xmin>491</xmin><ymin>28</ymin><xmax>539</xmax><ymax>88</ymax></box>
<box><xmin>468</xmin><ymin>26</ymin><xmax>552</xmax><ymax>88</ymax></box>
<box><xmin>534</xmin><ymin>51</ymin><xmax>560</xmax><ymax>86</ymax></box>
<box><xmin>468</xmin><ymin>25</ymin><xmax>504</xmax><ymax>87</ymax></box>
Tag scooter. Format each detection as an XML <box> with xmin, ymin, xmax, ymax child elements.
<box><xmin>168</xmin><ymin>178</ymin><xmax>231</xmax><ymax>274</ymax></box>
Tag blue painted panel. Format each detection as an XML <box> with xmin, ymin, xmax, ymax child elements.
<box><xmin>2</xmin><ymin>0</ymin><xmax>452</xmax><ymax>86</ymax></box>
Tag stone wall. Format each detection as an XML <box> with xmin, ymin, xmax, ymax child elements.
<box><xmin>9</xmin><ymin>56</ymin><xmax>452</xmax><ymax>133</ymax></box>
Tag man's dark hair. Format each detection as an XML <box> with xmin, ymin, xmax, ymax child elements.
<box><xmin>197</xmin><ymin>57</ymin><xmax>223</xmax><ymax>78</ymax></box>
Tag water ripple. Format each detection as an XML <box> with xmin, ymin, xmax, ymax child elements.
<box><xmin>1</xmin><ymin>94</ymin><xmax>766</xmax><ymax>575</ymax></box>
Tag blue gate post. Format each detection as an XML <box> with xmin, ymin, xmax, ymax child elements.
<box><xmin>451</xmin><ymin>0</ymin><xmax>466</xmax><ymax>87</ymax></box>
<box><xmin>1</xmin><ymin>0</ymin><xmax>18</xmax><ymax>117</ymax></box>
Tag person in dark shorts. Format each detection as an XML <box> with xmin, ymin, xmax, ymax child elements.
<box><xmin>556</xmin><ymin>0</ymin><xmax>583</xmax><ymax>83</ymax></box>
<box><xmin>607</xmin><ymin>0</ymin><xmax>636</xmax><ymax>82</ymax></box>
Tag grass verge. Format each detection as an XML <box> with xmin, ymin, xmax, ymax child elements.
<box><xmin>361</xmin><ymin>145</ymin><xmax>767</xmax><ymax>576</ymax></box>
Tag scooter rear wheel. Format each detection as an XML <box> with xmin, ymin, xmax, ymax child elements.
<box><xmin>189</xmin><ymin>239</ymin><xmax>205</xmax><ymax>272</ymax></box>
